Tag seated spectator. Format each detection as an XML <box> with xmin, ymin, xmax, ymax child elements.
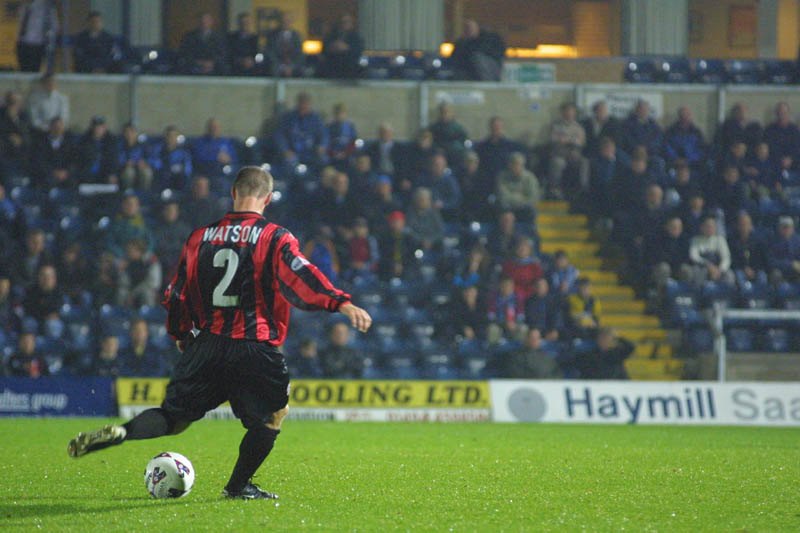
<box><xmin>418</xmin><ymin>152</ymin><xmax>461</xmax><ymax>216</ymax></box>
<box><xmin>0</xmin><ymin>184</ymin><xmax>24</xmax><ymax>255</ymax></box>
<box><xmin>501</xmin><ymin>237</ymin><xmax>543</xmax><ymax>301</ymax></box>
<box><xmin>31</xmin><ymin>117</ymin><xmax>75</xmax><ymax>188</ymax></box>
<box><xmin>406</xmin><ymin>187</ymin><xmax>445</xmax><ymax>250</ymax></box>
<box><xmin>589</xmin><ymin>136</ymin><xmax>628</xmax><ymax>217</ymax></box>
<box><xmin>450</xmin><ymin>284</ymin><xmax>486</xmax><ymax>341</ymax></box>
<box><xmin>742</xmin><ymin>142</ymin><xmax>776</xmax><ymax>198</ymax></box>
<box><xmin>722</xmin><ymin>140</ymin><xmax>747</xmax><ymax>175</ymax></box>
<box><xmin>429</xmin><ymin>103</ymin><xmax>469</xmax><ymax>157</ymax></box>
<box><xmin>0</xmin><ymin>269</ymin><xmax>16</xmax><ymax>333</ymax></box>
<box><xmin>118</xmin><ymin>123</ymin><xmax>153</xmax><ymax>190</ymax></box>
<box><xmin>192</xmin><ymin>118</ymin><xmax>235</xmax><ymax>177</ymax></box>
<box><xmin>582</xmin><ymin>100</ymin><xmax>621</xmax><ymax>157</ymax></box>
<box><xmin>350</xmin><ymin>152</ymin><xmax>377</xmax><ymax>194</ymax></box>
<box><xmin>120</xmin><ymin>318</ymin><xmax>166</xmax><ymax>377</ymax></box>
<box><xmin>106</xmin><ymin>193</ymin><xmax>155</xmax><ymax>256</ymax></box>
<box><xmin>179</xmin><ymin>13</ymin><xmax>227</xmax><ymax>75</ymax></box>
<box><xmin>74</xmin><ymin>11</ymin><xmax>123</xmax><ymax>74</ymax></box>
<box><xmin>344</xmin><ymin>217</ymin><xmax>379</xmax><ymax>279</ymax></box>
<box><xmin>666</xmin><ymin>160</ymin><xmax>695</xmax><ymax>207</ymax></box>
<box><xmin>275</xmin><ymin>92</ymin><xmax>328</xmax><ymax>169</ymax></box>
<box><xmin>729</xmin><ymin>211</ymin><xmax>768</xmax><ymax>286</ymax></box>
<box><xmin>646</xmin><ymin>215</ymin><xmax>692</xmax><ymax>288</ymax></box>
<box><xmin>454</xmin><ymin>243</ymin><xmax>492</xmax><ymax>289</ymax></box>
<box><xmin>613</xmin><ymin>156</ymin><xmax>654</xmax><ymax>215</ymax></box>
<box><xmin>367</xmin><ymin>122</ymin><xmax>403</xmax><ymax>177</ymax></box>
<box><xmin>712</xmin><ymin>166</ymin><xmax>747</xmax><ymax>228</ymax></box>
<box><xmin>576</xmin><ymin>328</ymin><xmax>633</xmax><ymax>380</ymax></box>
<box><xmin>487</xmin><ymin>275</ymin><xmax>526</xmax><ymax>343</ymax></box>
<box><xmin>57</xmin><ymin>242</ymin><xmax>90</xmax><ymax>302</ymax></box>
<box><xmin>7</xmin><ymin>332</ymin><xmax>48</xmax><ymax>378</ymax></box>
<box><xmin>23</xmin><ymin>264</ymin><xmax>64</xmax><ymax>339</ymax></box>
<box><xmin>363</xmin><ymin>175</ymin><xmax>401</xmax><ymax>231</ymax></box>
<box><xmin>267</xmin><ymin>11</ymin><xmax>304</xmax><ymax>77</ymax></box>
<box><xmin>153</xmin><ymin>199</ymin><xmax>191</xmax><ymax>279</ymax></box>
<box><xmin>320</xmin><ymin>14</ymin><xmax>364</xmax><ymax>79</ymax></box>
<box><xmin>290</xmin><ymin>338</ymin><xmax>323</xmax><ymax>378</ymax></box>
<box><xmin>621</xmin><ymin>100</ymin><xmax>663</xmax><ymax>157</ymax></box>
<box><xmin>678</xmin><ymin>190</ymin><xmax>707</xmax><ymax>238</ymax></box>
<box><xmin>496</xmin><ymin>152</ymin><xmax>541</xmax><ymax>222</ymax></box>
<box><xmin>451</xmin><ymin>19</ymin><xmax>505</xmax><ymax>81</ymax></box>
<box><xmin>714</xmin><ymin>102</ymin><xmax>761</xmax><ymax>156</ymax></box>
<box><xmin>567</xmin><ymin>278</ymin><xmax>601</xmax><ymax>336</ymax></box>
<box><xmin>664</xmin><ymin>106</ymin><xmax>705</xmax><ymax>165</ymax></box>
<box><xmin>316</xmin><ymin>171</ymin><xmax>359</xmax><ymax>229</ymax></box>
<box><xmin>328</xmin><ymin>103</ymin><xmax>358</xmax><ymax>163</ymax></box>
<box><xmin>629</xmin><ymin>184</ymin><xmax>667</xmax><ymax>259</ymax></box>
<box><xmin>92</xmin><ymin>251</ymin><xmax>121</xmax><ymax>307</ymax></box>
<box><xmin>0</xmin><ymin>91</ymin><xmax>31</xmax><ymax>179</ymax></box>
<box><xmin>475</xmin><ymin>116</ymin><xmax>519</xmax><ymax>183</ymax></box>
<box><xmin>377</xmin><ymin>211</ymin><xmax>419</xmax><ymax>280</ymax></box>
<box><xmin>118</xmin><ymin>239</ymin><xmax>162</xmax><ymax>308</ymax></box>
<box><xmin>228</xmin><ymin>12</ymin><xmax>259</xmax><ymax>76</ymax></box>
<box><xmin>398</xmin><ymin>129</ymin><xmax>434</xmax><ymax>194</ymax></box>
<box><xmin>548</xmin><ymin>102</ymin><xmax>588</xmax><ymax>198</ymax></box>
<box><xmin>76</xmin><ymin>116</ymin><xmax>117</xmax><ymax>183</ymax></box>
<box><xmin>149</xmin><ymin>125</ymin><xmax>193</xmax><ymax>190</ymax></box>
<box><xmin>487</xmin><ymin>210</ymin><xmax>520</xmax><ymax>260</ymax></box>
<box><xmin>27</xmin><ymin>74</ymin><xmax>69</xmax><ymax>132</ymax></box>
<box><xmin>182</xmin><ymin>176</ymin><xmax>223</xmax><ymax>229</ymax></box>
<box><xmin>460</xmin><ymin>150</ymin><xmax>493</xmax><ymax>221</ymax></box>
<box><xmin>769</xmin><ymin>216</ymin><xmax>800</xmax><ymax>283</ymax></box>
<box><xmin>763</xmin><ymin>102</ymin><xmax>800</xmax><ymax>164</ymax></box>
<box><xmin>13</xmin><ymin>229</ymin><xmax>51</xmax><ymax>289</ymax></box>
<box><xmin>94</xmin><ymin>335</ymin><xmax>122</xmax><ymax>377</ymax></box>
<box><xmin>689</xmin><ymin>216</ymin><xmax>734</xmax><ymax>285</ymax></box>
<box><xmin>320</xmin><ymin>321</ymin><xmax>363</xmax><ymax>378</ymax></box>
<box><xmin>549</xmin><ymin>250</ymin><xmax>579</xmax><ymax>296</ymax></box>
<box><xmin>302</xmin><ymin>225</ymin><xmax>340</xmax><ymax>283</ymax></box>
<box><xmin>525</xmin><ymin>278</ymin><xmax>564</xmax><ymax>342</ymax></box>
<box><xmin>504</xmin><ymin>328</ymin><xmax>560</xmax><ymax>379</ymax></box>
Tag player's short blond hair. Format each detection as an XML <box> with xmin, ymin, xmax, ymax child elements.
<box><xmin>233</xmin><ymin>166</ymin><xmax>273</xmax><ymax>198</ymax></box>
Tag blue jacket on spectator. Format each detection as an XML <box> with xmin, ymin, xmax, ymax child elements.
<box><xmin>664</xmin><ymin>122</ymin><xmax>705</xmax><ymax>163</ymax></box>
<box><xmin>763</xmin><ymin>122</ymin><xmax>800</xmax><ymax>160</ymax></box>
<box><xmin>119</xmin><ymin>344</ymin><xmax>166</xmax><ymax>377</ymax></box>
<box><xmin>191</xmin><ymin>135</ymin><xmax>236</xmax><ymax>170</ymax></box>
<box><xmin>421</xmin><ymin>171</ymin><xmax>462</xmax><ymax>211</ymax></box>
<box><xmin>149</xmin><ymin>143</ymin><xmax>193</xmax><ymax>180</ymax></box>
<box><xmin>328</xmin><ymin>119</ymin><xmax>357</xmax><ymax>156</ymax></box>
<box><xmin>276</xmin><ymin>110</ymin><xmax>329</xmax><ymax>160</ymax></box>
<box><xmin>621</xmin><ymin>115</ymin><xmax>663</xmax><ymax>156</ymax></box>
<box><xmin>118</xmin><ymin>139</ymin><xmax>147</xmax><ymax>167</ymax></box>
<box><xmin>769</xmin><ymin>232</ymin><xmax>800</xmax><ymax>274</ymax></box>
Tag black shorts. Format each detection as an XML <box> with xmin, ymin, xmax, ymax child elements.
<box><xmin>162</xmin><ymin>331</ymin><xmax>290</xmax><ymax>429</ymax></box>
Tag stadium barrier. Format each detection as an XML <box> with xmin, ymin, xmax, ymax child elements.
<box><xmin>116</xmin><ymin>378</ymin><xmax>491</xmax><ymax>422</ymax></box>
<box><xmin>0</xmin><ymin>377</ymin><xmax>115</xmax><ymax>417</ymax></box>
<box><xmin>490</xmin><ymin>380</ymin><xmax>800</xmax><ymax>426</ymax></box>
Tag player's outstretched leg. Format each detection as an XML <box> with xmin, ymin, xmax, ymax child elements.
<box><xmin>67</xmin><ymin>408</ymin><xmax>184</xmax><ymax>458</ymax></box>
<box><xmin>222</xmin><ymin>406</ymin><xmax>289</xmax><ymax>500</ymax></box>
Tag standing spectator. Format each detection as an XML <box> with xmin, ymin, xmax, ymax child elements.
<box><xmin>548</xmin><ymin>102</ymin><xmax>588</xmax><ymax>198</ymax></box>
<box><xmin>182</xmin><ymin>176</ymin><xmax>222</xmax><ymax>229</ymax></box>
<box><xmin>549</xmin><ymin>250</ymin><xmax>579</xmax><ymax>296</ymax></box>
<box><xmin>496</xmin><ymin>152</ymin><xmax>541</xmax><ymax>222</ymax></box>
<box><xmin>763</xmin><ymin>102</ymin><xmax>800</xmax><ymax>165</ymax></box>
<box><xmin>645</xmin><ymin>215</ymin><xmax>692</xmax><ymax>288</ymax></box>
<box><xmin>714</xmin><ymin>102</ymin><xmax>761</xmax><ymax>155</ymax></box>
<box><xmin>191</xmin><ymin>118</ymin><xmax>235</xmax><ymax>177</ymax></box>
<box><xmin>275</xmin><ymin>92</ymin><xmax>328</xmax><ymax>169</ymax></box>
<box><xmin>769</xmin><ymin>216</ymin><xmax>800</xmax><ymax>283</ymax></box>
<box><xmin>582</xmin><ymin>101</ymin><xmax>621</xmax><ymax>157</ymax></box>
<box><xmin>118</xmin><ymin>123</ymin><xmax>153</xmax><ymax>190</ymax></box>
<box><xmin>0</xmin><ymin>91</ymin><xmax>32</xmax><ymax>179</ymax></box>
<box><xmin>449</xmin><ymin>284</ymin><xmax>486</xmax><ymax>341</ymax></box>
<box><xmin>689</xmin><ymin>217</ymin><xmax>734</xmax><ymax>285</ymax></box>
<box><xmin>589</xmin><ymin>137</ymin><xmax>628</xmax><ymax>217</ymax></box>
<box><xmin>320</xmin><ymin>321</ymin><xmax>363</xmax><ymax>378</ymax></box>
<box><xmin>117</xmin><ymin>238</ymin><xmax>162</xmax><ymax>307</ymax></box>
<box><xmin>344</xmin><ymin>217</ymin><xmax>379</xmax><ymax>279</ymax></box>
<box><xmin>106</xmin><ymin>193</ymin><xmax>154</xmax><ymax>256</ymax></box>
<box><xmin>31</xmin><ymin>117</ymin><xmax>74</xmax><ymax>188</ymax></box>
<box><xmin>27</xmin><ymin>74</ymin><xmax>69</xmax><ymax>132</ymax></box>
<box><xmin>429</xmin><ymin>103</ymin><xmax>469</xmax><ymax>157</ymax></box>
<box><xmin>487</xmin><ymin>275</ymin><xmax>526</xmax><ymax>343</ymax></box>
<box><xmin>327</xmin><ymin>103</ymin><xmax>357</xmax><ymax>163</ymax></box>
<box><xmin>406</xmin><ymin>187</ymin><xmax>445</xmax><ymax>251</ymax></box>
<box><xmin>501</xmin><ymin>237</ymin><xmax>544</xmax><ymax>301</ymax></box>
<box><xmin>153</xmin><ymin>200</ymin><xmax>190</xmax><ymax>280</ymax></box>
<box><xmin>267</xmin><ymin>11</ymin><xmax>304</xmax><ymax>77</ymax></box>
<box><xmin>94</xmin><ymin>335</ymin><xmax>122</xmax><ymax>377</ymax></box>
<box><xmin>576</xmin><ymin>328</ymin><xmax>633</xmax><ymax>380</ymax></box>
<box><xmin>664</xmin><ymin>106</ymin><xmax>706</xmax><ymax>165</ymax></box>
<box><xmin>621</xmin><ymin>100</ymin><xmax>663</xmax><ymax>158</ymax></box>
<box><xmin>179</xmin><ymin>13</ymin><xmax>227</xmax><ymax>75</ymax></box>
<box><xmin>367</xmin><ymin>122</ymin><xmax>402</xmax><ymax>177</ymax></box>
<box><xmin>7</xmin><ymin>332</ymin><xmax>49</xmax><ymax>378</ymax></box>
<box><xmin>228</xmin><ymin>12</ymin><xmax>259</xmax><ymax>76</ymax></box>
<box><xmin>320</xmin><ymin>14</ymin><xmax>364</xmax><ymax>79</ymax></box>
<box><xmin>76</xmin><ymin>116</ymin><xmax>117</xmax><ymax>183</ymax></box>
<box><xmin>22</xmin><ymin>264</ymin><xmax>63</xmax><ymax>332</ymax></box>
<box><xmin>451</xmin><ymin>19</ymin><xmax>505</xmax><ymax>81</ymax></box>
<box><xmin>377</xmin><ymin>211</ymin><xmax>419</xmax><ymax>280</ymax></box>
<box><xmin>73</xmin><ymin>11</ymin><xmax>122</xmax><ymax>73</ymax></box>
<box><xmin>149</xmin><ymin>125</ymin><xmax>193</xmax><ymax>190</ymax></box>
<box><xmin>290</xmin><ymin>339</ymin><xmax>323</xmax><ymax>378</ymax></box>
<box><xmin>567</xmin><ymin>278</ymin><xmax>602</xmax><ymax>336</ymax></box>
<box><xmin>525</xmin><ymin>278</ymin><xmax>563</xmax><ymax>342</ymax></box>
<box><xmin>16</xmin><ymin>0</ymin><xmax>58</xmax><ymax>72</ymax></box>
<box><xmin>504</xmin><ymin>328</ymin><xmax>560</xmax><ymax>379</ymax></box>
<box><xmin>475</xmin><ymin>117</ymin><xmax>519</xmax><ymax>185</ymax></box>
<box><xmin>12</xmin><ymin>229</ymin><xmax>51</xmax><ymax>289</ymax></box>
<box><xmin>728</xmin><ymin>211</ymin><xmax>769</xmax><ymax>286</ymax></box>
<box><xmin>120</xmin><ymin>318</ymin><xmax>166</xmax><ymax>377</ymax></box>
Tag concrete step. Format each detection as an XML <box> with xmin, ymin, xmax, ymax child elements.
<box><xmin>593</xmin><ymin>285</ymin><xmax>635</xmax><ymax>299</ymax></box>
<box><xmin>540</xmin><ymin>241</ymin><xmax>599</xmax><ymax>256</ymax></box>
<box><xmin>615</xmin><ymin>328</ymin><xmax>668</xmax><ymax>342</ymax></box>
<box><xmin>538</xmin><ymin>227</ymin><xmax>591</xmax><ymax>241</ymax></box>
<box><xmin>633</xmin><ymin>342</ymin><xmax>673</xmax><ymax>358</ymax></box>
<box><xmin>601</xmin><ymin>299</ymin><xmax>646</xmax><ymax>313</ymax></box>
<box><xmin>537</xmin><ymin>213</ymin><xmax>587</xmax><ymax>227</ymax></box>
<box><xmin>570</xmin><ymin>256</ymin><xmax>604</xmax><ymax>269</ymax></box>
<box><xmin>581</xmin><ymin>270</ymin><xmax>619</xmax><ymax>284</ymax></box>
<box><xmin>625</xmin><ymin>358</ymin><xmax>684</xmax><ymax>380</ymax></box>
<box><xmin>536</xmin><ymin>200</ymin><xmax>570</xmax><ymax>213</ymax></box>
<box><xmin>600</xmin><ymin>313</ymin><xmax>661</xmax><ymax>328</ymax></box>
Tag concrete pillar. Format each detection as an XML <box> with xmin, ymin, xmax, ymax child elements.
<box><xmin>621</xmin><ymin>0</ymin><xmax>688</xmax><ymax>56</ymax></box>
<box><xmin>359</xmin><ymin>0</ymin><xmax>444</xmax><ymax>52</ymax></box>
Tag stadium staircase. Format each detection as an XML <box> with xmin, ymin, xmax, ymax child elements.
<box><xmin>537</xmin><ymin>201</ymin><xmax>684</xmax><ymax>380</ymax></box>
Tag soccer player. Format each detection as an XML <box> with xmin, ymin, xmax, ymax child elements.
<box><xmin>67</xmin><ymin>166</ymin><xmax>372</xmax><ymax>500</ymax></box>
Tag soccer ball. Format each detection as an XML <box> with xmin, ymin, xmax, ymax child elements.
<box><xmin>144</xmin><ymin>452</ymin><xmax>195</xmax><ymax>499</ymax></box>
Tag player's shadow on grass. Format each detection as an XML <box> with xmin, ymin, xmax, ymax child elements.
<box><xmin>0</xmin><ymin>499</ymin><xmax>202</xmax><ymax>522</ymax></box>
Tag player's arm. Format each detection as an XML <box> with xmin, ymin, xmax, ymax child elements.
<box><xmin>162</xmin><ymin>235</ymin><xmax>195</xmax><ymax>348</ymax></box>
<box><xmin>273</xmin><ymin>231</ymin><xmax>372</xmax><ymax>332</ymax></box>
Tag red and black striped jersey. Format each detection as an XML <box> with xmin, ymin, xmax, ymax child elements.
<box><xmin>163</xmin><ymin>211</ymin><xmax>351</xmax><ymax>345</ymax></box>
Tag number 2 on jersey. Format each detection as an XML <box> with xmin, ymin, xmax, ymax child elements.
<box><xmin>212</xmin><ymin>249</ymin><xmax>240</xmax><ymax>307</ymax></box>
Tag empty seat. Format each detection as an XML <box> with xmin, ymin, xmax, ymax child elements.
<box><xmin>693</xmin><ymin>59</ymin><xmax>726</xmax><ymax>83</ymax></box>
<box><xmin>658</xmin><ymin>58</ymin><xmax>691</xmax><ymax>83</ymax></box>
<box><xmin>726</xmin><ymin>328</ymin><xmax>754</xmax><ymax>352</ymax></box>
<box><xmin>624</xmin><ymin>59</ymin><xmax>657</xmax><ymax>83</ymax></box>
<box><xmin>762</xmin><ymin>328</ymin><xmax>789</xmax><ymax>352</ymax></box>
<box><xmin>727</xmin><ymin>60</ymin><xmax>761</xmax><ymax>84</ymax></box>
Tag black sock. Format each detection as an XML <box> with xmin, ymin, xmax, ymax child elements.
<box><xmin>123</xmin><ymin>408</ymin><xmax>172</xmax><ymax>440</ymax></box>
<box><xmin>225</xmin><ymin>426</ymin><xmax>280</xmax><ymax>492</ymax></box>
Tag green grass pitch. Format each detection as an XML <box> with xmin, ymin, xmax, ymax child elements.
<box><xmin>1</xmin><ymin>419</ymin><xmax>798</xmax><ymax>531</ymax></box>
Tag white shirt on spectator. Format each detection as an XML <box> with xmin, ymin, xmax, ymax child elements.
<box><xmin>28</xmin><ymin>89</ymin><xmax>69</xmax><ymax>131</ymax></box>
<box><xmin>18</xmin><ymin>0</ymin><xmax>59</xmax><ymax>46</ymax></box>
<box><xmin>689</xmin><ymin>234</ymin><xmax>731</xmax><ymax>271</ymax></box>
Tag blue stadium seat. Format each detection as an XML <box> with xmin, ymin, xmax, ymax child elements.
<box><xmin>726</xmin><ymin>328</ymin><xmax>754</xmax><ymax>352</ymax></box>
<box><xmin>362</xmin><ymin>55</ymin><xmax>392</xmax><ymax>80</ymax></box>
<box><xmin>763</xmin><ymin>60</ymin><xmax>796</xmax><ymax>84</ymax></box>
<box><xmin>728</xmin><ymin>60</ymin><xmax>762</xmax><ymax>84</ymax></box>
<box><xmin>658</xmin><ymin>58</ymin><xmax>691</xmax><ymax>83</ymax></box>
<box><xmin>624</xmin><ymin>59</ymin><xmax>657</xmax><ymax>83</ymax></box>
<box><xmin>738</xmin><ymin>281</ymin><xmax>773</xmax><ymax>309</ymax></box>
<box><xmin>397</xmin><ymin>54</ymin><xmax>426</xmax><ymax>80</ymax></box>
<box><xmin>693</xmin><ymin>59</ymin><xmax>726</xmax><ymax>83</ymax></box>
<box><xmin>138</xmin><ymin>305</ymin><xmax>167</xmax><ymax>323</ymax></box>
<box><xmin>422</xmin><ymin>354</ymin><xmax>460</xmax><ymax>380</ymax></box>
<box><xmin>762</xmin><ymin>328</ymin><xmax>789</xmax><ymax>352</ymax></box>
<box><xmin>386</xmin><ymin>357</ymin><xmax>420</xmax><ymax>379</ymax></box>
<box><xmin>665</xmin><ymin>281</ymin><xmax>702</xmax><ymax>326</ymax></box>
<box><xmin>67</xmin><ymin>323</ymin><xmax>93</xmax><ymax>352</ymax></box>
<box><xmin>427</xmin><ymin>56</ymin><xmax>455</xmax><ymax>81</ymax></box>
<box><xmin>701</xmin><ymin>281</ymin><xmax>736</xmax><ymax>309</ymax></box>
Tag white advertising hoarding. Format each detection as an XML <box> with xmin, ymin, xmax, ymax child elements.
<box><xmin>491</xmin><ymin>381</ymin><xmax>800</xmax><ymax>426</ymax></box>
<box><xmin>582</xmin><ymin>90</ymin><xmax>663</xmax><ymax>119</ymax></box>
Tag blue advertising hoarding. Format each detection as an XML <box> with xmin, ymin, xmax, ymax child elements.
<box><xmin>0</xmin><ymin>377</ymin><xmax>115</xmax><ymax>417</ymax></box>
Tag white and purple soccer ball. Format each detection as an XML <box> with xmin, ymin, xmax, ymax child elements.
<box><xmin>144</xmin><ymin>452</ymin><xmax>195</xmax><ymax>499</ymax></box>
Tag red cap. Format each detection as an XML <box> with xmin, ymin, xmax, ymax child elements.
<box><xmin>387</xmin><ymin>210</ymin><xmax>405</xmax><ymax>223</ymax></box>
